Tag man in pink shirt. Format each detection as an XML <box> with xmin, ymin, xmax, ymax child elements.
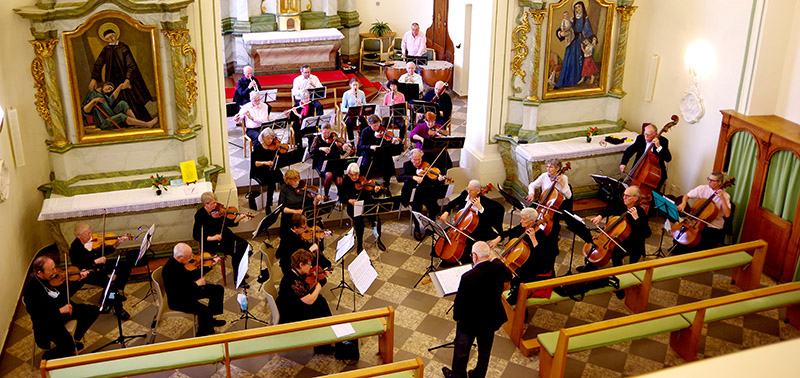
<box><xmin>233</xmin><ymin>91</ymin><xmax>270</xmax><ymax>142</ymax></box>
<box><xmin>401</xmin><ymin>23</ymin><xmax>427</xmax><ymax>58</ymax></box>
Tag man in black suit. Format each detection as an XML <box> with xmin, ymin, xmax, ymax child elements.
<box><xmin>442</xmin><ymin>241</ymin><xmax>512</xmax><ymax>378</ymax></box>
<box><xmin>619</xmin><ymin>123</ymin><xmax>672</xmax><ymax>191</ymax></box>
<box><xmin>439</xmin><ymin>180</ymin><xmax>504</xmax><ymax>265</ymax></box>
<box><xmin>396</xmin><ymin>149</ymin><xmax>446</xmax><ymax>240</ymax></box>
<box><xmin>232</xmin><ymin>65</ymin><xmax>261</xmax><ymax>107</ymax></box>
<box><xmin>162</xmin><ymin>243</ymin><xmax>225</xmax><ymax>337</ymax></box>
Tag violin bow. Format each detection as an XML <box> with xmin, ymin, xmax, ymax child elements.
<box><xmin>101</xmin><ymin>208</ymin><xmax>107</xmax><ymax>257</ymax></box>
<box><xmin>590</xmin><ymin>222</ymin><xmax>629</xmax><ymax>255</ymax></box>
<box><xmin>200</xmin><ymin>226</ymin><xmax>204</xmax><ymax>278</ymax></box>
<box><xmin>218</xmin><ymin>189</ymin><xmax>234</xmax><ymax>248</ymax></box>
<box><xmin>62</xmin><ymin>249</ymin><xmax>78</xmax><ymax>348</ymax></box>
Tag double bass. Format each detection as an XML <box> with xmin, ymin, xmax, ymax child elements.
<box><xmin>622</xmin><ymin>115</ymin><xmax>679</xmax><ymax>210</ymax></box>
<box><xmin>535</xmin><ymin>162</ymin><xmax>571</xmax><ymax>236</ymax></box>
<box><xmin>434</xmin><ymin>184</ymin><xmax>494</xmax><ymax>263</ymax></box>
<box><xmin>671</xmin><ymin>178</ymin><xmax>735</xmax><ymax>247</ymax></box>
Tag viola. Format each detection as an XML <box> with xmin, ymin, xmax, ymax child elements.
<box><xmin>301</xmin><ymin>226</ymin><xmax>333</xmax><ymax>242</ymax></box>
<box><xmin>582</xmin><ymin>213</ymin><xmax>634</xmax><ymax>267</ymax></box>
<box><xmin>295</xmin><ymin>180</ymin><xmax>330</xmax><ymax>200</ymax></box>
<box><xmin>535</xmin><ymin>162</ymin><xmax>571</xmax><ymax>236</ymax></box>
<box><xmin>500</xmin><ymin>220</ymin><xmax>547</xmax><ymax>273</ymax></box>
<box><xmin>415</xmin><ymin>162</ymin><xmax>453</xmax><ymax>183</ymax></box>
<box><xmin>209</xmin><ymin>204</ymin><xmax>254</xmax><ymax>220</ymax></box>
<box><xmin>354</xmin><ymin>176</ymin><xmax>384</xmax><ymax>192</ymax></box>
<box><xmin>375</xmin><ymin>127</ymin><xmax>396</xmax><ymax>142</ymax></box>
<box><xmin>48</xmin><ymin>266</ymin><xmax>88</xmax><ymax>287</ymax></box>
<box><xmin>623</xmin><ymin>115</ymin><xmax>679</xmax><ymax>211</ymax></box>
<box><xmin>435</xmin><ymin>183</ymin><xmax>494</xmax><ymax>263</ymax></box>
<box><xmin>305</xmin><ymin>266</ymin><xmax>334</xmax><ymax>285</ymax></box>
<box><xmin>91</xmin><ymin>232</ymin><xmax>135</xmax><ymax>250</ymax></box>
<box><xmin>671</xmin><ymin>178</ymin><xmax>735</xmax><ymax>247</ymax></box>
<box><xmin>185</xmin><ymin>251</ymin><xmax>221</xmax><ymax>271</ymax></box>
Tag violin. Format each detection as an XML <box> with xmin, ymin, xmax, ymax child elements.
<box><xmin>671</xmin><ymin>178</ymin><xmax>735</xmax><ymax>247</ymax></box>
<box><xmin>535</xmin><ymin>162</ymin><xmax>571</xmax><ymax>236</ymax></box>
<box><xmin>354</xmin><ymin>176</ymin><xmax>385</xmax><ymax>192</ymax></box>
<box><xmin>295</xmin><ymin>180</ymin><xmax>330</xmax><ymax>200</ymax></box>
<box><xmin>301</xmin><ymin>226</ymin><xmax>333</xmax><ymax>242</ymax></box>
<box><xmin>415</xmin><ymin>162</ymin><xmax>453</xmax><ymax>183</ymax></box>
<box><xmin>185</xmin><ymin>251</ymin><xmax>221</xmax><ymax>271</ymax></box>
<box><xmin>209</xmin><ymin>203</ymin><xmax>254</xmax><ymax>220</ymax></box>
<box><xmin>623</xmin><ymin>115</ymin><xmax>679</xmax><ymax>211</ymax></box>
<box><xmin>91</xmin><ymin>233</ymin><xmax>135</xmax><ymax>250</ymax></box>
<box><xmin>48</xmin><ymin>266</ymin><xmax>87</xmax><ymax>287</ymax></box>
<box><xmin>266</xmin><ymin>140</ymin><xmax>291</xmax><ymax>153</ymax></box>
<box><xmin>435</xmin><ymin>183</ymin><xmax>494</xmax><ymax>263</ymax></box>
<box><xmin>500</xmin><ymin>220</ymin><xmax>547</xmax><ymax>273</ymax></box>
<box><xmin>375</xmin><ymin>127</ymin><xmax>396</xmax><ymax>142</ymax></box>
<box><xmin>582</xmin><ymin>213</ymin><xmax>634</xmax><ymax>267</ymax></box>
<box><xmin>305</xmin><ymin>266</ymin><xmax>334</xmax><ymax>285</ymax></box>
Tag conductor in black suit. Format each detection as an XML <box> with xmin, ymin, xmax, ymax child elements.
<box><xmin>442</xmin><ymin>241</ymin><xmax>512</xmax><ymax>378</ymax></box>
<box><xmin>619</xmin><ymin>123</ymin><xmax>672</xmax><ymax>191</ymax></box>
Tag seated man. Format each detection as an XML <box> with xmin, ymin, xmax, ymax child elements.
<box><xmin>69</xmin><ymin>223</ymin><xmax>136</xmax><ymax>319</ymax></box>
<box><xmin>82</xmin><ymin>81</ymin><xmax>159</xmax><ymax>129</ymax></box>
<box><xmin>275</xmin><ymin>214</ymin><xmax>331</xmax><ymax>276</ymax></box>
<box><xmin>291</xmin><ymin>64</ymin><xmax>324</xmax><ymax>115</ymax></box>
<box><xmin>193</xmin><ymin>192</ymin><xmax>251</xmax><ymax>288</ymax></box>
<box><xmin>234</xmin><ymin>90</ymin><xmax>270</xmax><ymax>143</ymax></box>
<box><xmin>398</xmin><ymin>61</ymin><xmax>424</xmax><ymax>94</ymax></box>
<box><xmin>422</xmin><ymin>80</ymin><xmax>453</xmax><ymax>124</ymax></box>
<box><xmin>397</xmin><ymin>149</ymin><xmax>446</xmax><ymax>240</ymax></box>
<box><xmin>24</xmin><ymin>256</ymin><xmax>98</xmax><ymax>360</ymax></box>
<box><xmin>162</xmin><ymin>243</ymin><xmax>225</xmax><ymax>337</ymax></box>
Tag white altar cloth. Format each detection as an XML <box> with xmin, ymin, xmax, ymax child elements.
<box><xmin>244</xmin><ymin>28</ymin><xmax>344</xmax><ymax>45</ymax></box>
<box><xmin>38</xmin><ymin>182</ymin><xmax>213</xmax><ymax>221</ymax></box>
<box><xmin>516</xmin><ymin>131</ymin><xmax>639</xmax><ymax>162</ymax></box>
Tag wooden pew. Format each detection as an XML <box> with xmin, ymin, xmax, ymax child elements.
<box><xmin>40</xmin><ymin>307</ymin><xmax>395</xmax><ymax>378</ymax></box>
<box><xmin>322</xmin><ymin>357</ymin><xmax>424</xmax><ymax>378</ymax></box>
<box><xmin>537</xmin><ymin>281</ymin><xmax>800</xmax><ymax>378</ymax></box>
<box><xmin>503</xmin><ymin>240</ymin><xmax>767</xmax><ymax>356</ymax></box>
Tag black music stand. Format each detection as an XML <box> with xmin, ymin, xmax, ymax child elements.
<box><xmin>345</xmin><ymin>105</ymin><xmax>376</xmax><ymax>120</ymax></box>
<box><xmin>497</xmin><ymin>185</ymin><xmax>526</xmax><ymax>228</ymax></box>
<box><xmin>331</xmin><ymin>229</ymin><xmax>359</xmax><ymax>310</ymax></box>
<box><xmin>410</xmin><ymin>100</ymin><xmax>439</xmax><ymax>123</ymax></box>
<box><xmin>254</xmin><ymin>204</ymin><xmax>284</xmax><ymax>246</ymax></box>
<box><xmin>412</xmin><ymin>211</ymin><xmax>450</xmax><ymax>288</ymax></box>
<box><xmin>385</xmin><ymin>103</ymin><xmax>407</xmax><ymax>130</ymax></box>
<box><xmin>405</xmin><ymin>55</ymin><xmax>428</xmax><ymax>67</ymax></box>
<box><xmin>321</xmin><ymin>156</ymin><xmax>362</xmax><ymax>177</ymax></box>
<box><xmin>420</xmin><ymin>136</ymin><xmax>465</xmax><ymax>151</ymax></box>
<box><xmin>275</xmin><ymin>148</ymin><xmax>303</xmax><ymax>169</ymax></box>
<box><xmin>397</xmin><ymin>82</ymin><xmax>420</xmax><ymax>102</ymax></box>
<box><xmin>302</xmin><ymin>199</ymin><xmax>338</xmax><ymax>222</ymax></box>
<box><xmin>94</xmin><ymin>257</ymin><xmax>147</xmax><ymax>352</ymax></box>
<box><xmin>590</xmin><ymin>174</ymin><xmax>627</xmax><ymax>204</ymax></box>
<box><xmin>231</xmin><ymin>245</ymin><xmax>268</xmax><ymax>329</ymax></box>
<box><xmin>260</xmin><ymin>89</ymin><xmax>278</xmax><ymax>103</ymax></box>
<box><xmin>307</xmin><ymin>86</ymin><xmax>327</xmax><ymax>102</ymax></box>
<box><xmin>357</xmin><ymin>195</ymin><xmax>402</xmax><ymax>218</ymax></box>
<box><xmin>301</xmin><ymin>113</ymin><xmax>333</xmax><ymax>132</ymax></box>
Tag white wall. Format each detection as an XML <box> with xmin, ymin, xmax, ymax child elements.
<box><xmin>0</xmin><ymin>0</ymin><xmax>59</xmax><ymax>350</ymax></box>
<box><xmin>620</xmin><ymin>0</ymin><xmax>755</xmax><ymax>195</ymax></box>
<box><xmin>448</xmin><ymin>0</ymin><xmax>471</xmax><ymax>95</ymax></box>
<box><xmin>774</xmin><ymin>1</ymin><xmax>800</xmax><ymax>124</ymax></box>
<box><xmin>355</xmin><ymin>0</ymin><xmax>433</xmax><ymax>36</ymax></box>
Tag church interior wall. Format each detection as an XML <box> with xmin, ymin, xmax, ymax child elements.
<box><xmin>354</xmin><ymin>0</ymin><xmax>433</xmax><ymax>35</ymax></box>
<box><xmin>772</xmin><ymin>0</ymin><xmax>800</xmax><ymax>123</ymax></box>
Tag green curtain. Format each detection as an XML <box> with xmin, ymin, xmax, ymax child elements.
<box><xmin>761</xmin><ymin>150</ymin><xmax>800</xmax><ymax>221</ymax></box>
<box><xmin>724</xmin><ymin>131</ymin><xmax>757</xmax><ymax>243</ymax></box>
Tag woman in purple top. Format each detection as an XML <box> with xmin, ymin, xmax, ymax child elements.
<box><xmin>409</xmin><ymin>111</ymin><xmax>452</xmax><ymax>172</ymax></box>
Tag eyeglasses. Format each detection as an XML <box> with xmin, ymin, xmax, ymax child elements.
<box><xmin>623</xmin><ymin>194</ymin><xmax>637</xmax><ymax>198</ymax></box>
<box><xmin>707</xmin><ymin>178</ymin><xmax>721</xmax><ymax>182</ymax></box>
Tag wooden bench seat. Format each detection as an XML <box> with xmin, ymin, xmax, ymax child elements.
<box><xmin>41</xmin><ymin>307</ymin><xmax>395</xmax><ymax>378</ymax></box>
<box><xmin>322</xmin><ymin>357</ymin><xmax>424</xmax><ymax>378</ymax></box>
<box><xmin>503</xmin><ymin>240</ymin><xmax>767</xmax><ymax>356</ymax></box>
<box><xmin>537</xmin><ymin>282</ymin><xmax>800</xmax><ymax>378</ymax></box>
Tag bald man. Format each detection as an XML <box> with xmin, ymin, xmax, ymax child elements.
<box><xmin>233</xmin><ymin>65</ymin><xmax>262</xmax><ymax>107</ymax></box>
<box><xmin>422</xmin><ymin>80</ymin><xmax>452</xmax><ymax>124</ymax></box>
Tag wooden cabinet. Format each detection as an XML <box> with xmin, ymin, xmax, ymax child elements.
<box><xmin>714</xmin><ymin>110</ymin><xmax>800</xmax><ymax>282</ymax></box>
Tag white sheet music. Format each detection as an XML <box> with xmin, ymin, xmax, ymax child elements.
<box><xmin>347</xmin><ymin>250</ymin><xmax>378</xmax><ymax>295</ymax></box>
<box><xmin>331</xmin><ymin>323</ymin><xmax>356</xmax><ymax>338</ymax></box>
<box><xmin>335</xmin><ymin>228</ymin><xmax>355</xmax><ymax>262</ymax></box>
<box><xmin>430</xmin><ymin>264</ymin><xmax>472</xmax><ymax>297</ymax></box>
<box><xmin>353</xmin><ymin>200</ymin><xmax>364</xmax><ymax>217</ymax></box>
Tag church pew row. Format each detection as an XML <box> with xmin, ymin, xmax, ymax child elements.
<box><xmin>40</xmin><ymin>307</ymin><xmax>395</xmax><ymax>378</ymax></box>
<box><xmin>537</xmin><ymin>281</ymin><xmax>800</xmax><ymax>378</ymax></box>
<box><xmin>502</xmin><ymin>240</ymin><xmax>767</xmax><ymax>356</ymax></box>
<box><xmin>322</xmin><ymin>358</ymin><xmax>424</xmax><ymax>378</ymax></box>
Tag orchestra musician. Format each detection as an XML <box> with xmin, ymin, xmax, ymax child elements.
<box><xmin>439</xmin><ymin>180</ymin><xmax>505</xmax><ymax>266</ymax></box>
<box><xmin>309</xmin><ymin>123</ymin><xmax>350</xmax><ymax>197</ymax></box>
<box><xmin>382</xmin><ymin>79</ymin><xmax>407</xmax><ymax>139</ymax></box>
<box><xmin>358</xmin><ymin>114</ymin><xmax>402</xmax><ymax>188</ymax></box>
<box><xmin>24</xmin><ymin>255</ymin><xmax>98</xmax><ymax>360</ymax></box>
<box><xmin>401</xmin><ymin>22</ymin><xmax>427</xmax><ymax>58</ymax></box>
<box><xmin>232</xmin><ymin>65</ymin><xmax>261</xmax><ymax>107</ymax></box>
<box><xmin>233</xmin><ymin>90</ymin><xmax>270</xmax><ymax>143</ymax></box>
<box><xmin>69</xmin><ymin>223</ymin><xmax>136</xmax><ymax>318</ymax></box>
<box><xmin>291</xmin><ymin>64</ymin><xmax>324</xmax><ymax>115</ymax></box>
<box><xmin>287</xmin><ymin>90</ymin><xmax>312</xmax><ymax>149</ymax></box>
<box><xmin>620</xmin><ymin>123</ymin><xmax>672</xmax><ymax>192</ymax></box>
<box><xmin>338</xmin><ymin>163</ymin><xmax>386</xmax><ymax>252</ymax></box>
<box><xmin>580</xmin><ymin>185</ymin><xmax>651</xmax><ymax>272</ymax></box>
<box><xmin>441</xmin><ymin>242</ymin><xmax>511</xmax><ymax>378</ymax></box>
<box><xmin>162</xmin><ymin>243</ymin><xmax>225</xmax><ymax>337</ymax></box>
<box><xmin>275</xmin><ymin>214</ymin><xmax>332</xmax><ymax>276</ymax></box>
<box><xmin>409</xmin><ymin>111</ymin><xmax>453</xmax><ymax>172</ymax></box>
<box><xmin>276</xmin><ymin>249</ymin><xmax>334</xmax><ymax>354</ymax></box>
<box><xmin>398</xmin><ymin>61</ymin><xmax>424</xmax><ymax>95</ymax></box>
<box><xmin>278</xmin><ymin>169</ymin><xmax>324</xmax><ymax>237</ymax></box>
<box><xmin>488</xmin><ymin>208</ymin><xmax>559</xmax><ymax>303</ymax></box>
<box><xmin>675</xmin><ymin>171</ymin><xmax>732</xmax><ymax>253</ymax></box>
<box><xmin>341</xmin><ymin>77</ymin><xmax>367</xmax><ymax>141</ymax></box>
<box><xmin>422</xmin><ymin>81</ymin><xmax>453</xmax><ymax>124</ymax></box>
<box><xmin>397</xmin><ymin>149</ymin><xmax>447</xmax><ymax>241</ymax></box>
<box><xmin>525</xmin><ymin>159</ymin><xmax>592</xmax><ymax>244</ymax></box>
<box><xmin>193</xmin><ymin>192</ymin><xmax>251</xmax><ymax>287</ymax></box>
<box><xmin>250</xmin><ymin>128</ymin><xmax>284</xmax><ymax>211</ymax></box>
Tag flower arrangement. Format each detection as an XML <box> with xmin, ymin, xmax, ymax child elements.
<box><xmin>150</xmin><ymin>174</ymin><xmax>168</xmax><ymax>195</ymax></box>
<box><xmin>586</xmin><ymin>126</ymin><xmax>599</xmax><ymax>142</ymax></box>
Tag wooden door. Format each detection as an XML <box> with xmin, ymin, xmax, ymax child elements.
<box><xmin>426</xmin><ymin>0</ymin><xmax>455</xmax><ymax>86</ymax></box>
<box><xmin>743</xmin><ymin>209</ymin><xmax>793</xmax><ymax>278</ymax></box>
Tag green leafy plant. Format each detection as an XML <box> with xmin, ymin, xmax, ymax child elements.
<box><xmin>369</xmin><ymin>20</ymin><xmax>392</xmax><ymax>37</ymax></box>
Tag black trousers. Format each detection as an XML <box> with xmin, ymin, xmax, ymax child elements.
<box><xmin>410</xmin><ymin>199</ymin><xmax>441</xmax><ymax>233</ymax></box>
<box><xmin>345</xmin><ymin>116</ymin><xmax>367</xmax><ymax>141</ymax></box>
<box><xmin>170</xmin><ymin>284</ymin><xmax>223</xmax><ymax>337</ymax></box>
<box><xmin>40</xmin><ymin>303</ymin><xmax>99</xmax><ymax>360</ymax></box>
<box><xmin>207</xmin><ymin>235</ymin><xmax>249</xmax><ymax>283</ymax></box>
<box><xmin>347</xmin><ymin>206</ymin><xmax>381</xmax><ymax>252</ymax></box>
<box><xmin>73</xmin><ymin>250</ymin><xmax>137</xmax><ymax>294</ymax></box>
<box><xmin>451</xmin><ymin>322</ymin><xmax>495</xmax><ymax>378</ymax></box>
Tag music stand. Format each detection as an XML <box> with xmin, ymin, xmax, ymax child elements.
<box><xmin>345</xmin><ymin>104</ymin><xmax>376</xmax><ymax>120</ymax></box>
<box><xmin>410</xmin><ymin>100</ymin><xmax>438</xmax><ymax>123</ymax></box>
<box><xmin>405</xmin><ymin>55</ymin><xmax>428</xmax><ymax>67</ymax></box>
<box><xmin>132</xmin><ymin>225</ymin><xmax>156</xmax><ymax>306</ymax></box>
<box><xmin>331</xmin><ymin>228</ymin><xmax>360</xmax><ymax>310</ymax></box>
<box><xmin>650</xmin><ymin>191</ymin><xmax>680</xmax><ymax>258</ymax></box>
<box><xmin>321</xmin><ymin>156</ymin><xmax>362</xmax><ymax>177</ymax></box>
<box><xmin>412</xmin><ymin>211</ymin><xmax>451</xmax><ymax>288</ymax></box>
<box><xmin>354</xmin><ymin>195</ymin><xmax>402</xmax><ymax>217</ymax></box>
<box><xmin>231</xmin><ymin>245</ymin><xmax>268</xmax><ymax>329</ymax></box>
<box><xmin>397</xmin><ymin>82</ymin><xmax>420</xmax><ymax>102</ymax></box>
<box><xmin>275</xmin><ymin>148</ymin><xmax>303</xmax><ymax>169</ymax></box>
<box><xmin>307</xmin><ymin>86</ymin><xmax>327</xmax><ymax>102</ymax></box>
<box><xmin>590</xmin><ymin>174</ymin><xmax>627</xmax><ymax>203</ymax></box>
<box><xmin>301</xmin><ymin>113</ymin><xmax>333</xmax><ymax>132</ymax></box>
<box><xmin>259</xmin><ymin>89</ymin><xmax>278</xmax><ymax>103</ymax></box>
<box><xmin>497</xmin><ymin>185</ymin><xmax>526</xmax><ymax>227</ymax></box>
<box><xmin>94</xmin><ymin>256</ymin><xmax>147</xmax><ymax>352</ymax></box>
<box><xmin>420</xmin><ymin>136</ymin><xmax>465</xmax><ymax>151</ymax></box>
<box><xmin>302</xmin><ymin>199</ymin><xmax>338</xmax><ymax>222</ymax></box>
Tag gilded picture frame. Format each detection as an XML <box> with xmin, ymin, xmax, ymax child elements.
<box><xmin>63</xmin><ymin>10</ymin><xmax>166</xmax><ymax>144</ymax></box>
<box><xmin>543</xmin><ymin>0</ymin><xmax>615</xmax><ymax>100</ymax></box>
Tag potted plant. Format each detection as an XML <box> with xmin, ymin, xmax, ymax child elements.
<box><xmin>361</xmin><ymin>20</ymin><xmax>396</xmax><ymax>61</ymax></box>
<box><xmin>369</xmin><ymin>20</ymin><xmax>393</xmax><ymax>37</ymax></box>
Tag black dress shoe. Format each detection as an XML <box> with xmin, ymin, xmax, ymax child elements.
<box><xmin>376</xmin><ymin>239</ymin><xmax>387</xmax><ymax>251</ymax></box>
<box><xmin>213</xmin><ymin>318</ymin><xmax>227</xmax><ymax>327</ymax></box>
<box><xmin>413</xmin><ymin>229</ymin><xmax>423</xmax><ymax>241</ymax></box>
<box><xmin>116</xmin><ymin>308</ymin><xmax>131</xmax><ymax>321</ymax></box>
<box><xmin>442</xmin><ymin>366</ymin><xmax>454</xmax><ymax>378</ymax></box>
<box><xmin>74</xmin><ymin>342</ymin><xmax>84</xmax><ymax>351</ymax></box>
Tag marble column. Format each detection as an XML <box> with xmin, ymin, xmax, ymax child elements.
<box><xmin>610</xmin><ymin>6</ymin><xmax>637</xmax><ymax>94</ymax></box>
<box><xmin>162</xmin><ymin>29</ymin><xmax>198</xmax><ymax>134</ymax></box>
<box><xmin>30</xmin><ymin>39</ymin><xmax>68</xmax><ymax>147</ymax></box>
<box><xmin>527</xmin><ymin>10</ymin><xmax>546</xmax><ymax>101</ymax></box>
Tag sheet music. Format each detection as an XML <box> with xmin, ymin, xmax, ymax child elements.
<box><xmin>236</xmin><ymin>244</ymin><xmax>251</xmax><ymax>289</ymax></box>
<box><xmin>331</xmin><ymin>323</ymin><xmax>356</xmax><ymax>338</ymax></box>
<box><xmin>353</xmin><ymin>200</ymin><xmax>364</xmax><ymax>217</ymax></box>
<box><xmin>335</xmin><ymin>228</ymin><xmax>355</xmax><ymax>262</ymax></box>
<box><xmin>445</xmin><ymin>184</ymin><xmax>455</xmax><ymax>199</ymax></box>
<box><xmin>430</xmin><ymin>264</ymin><xmax>472</xmax><ymax>297</ymax></box>
<box><xmin>348</xmin><ymin>250</ymin><xmax>378</xmax><ymax>295</ymax></box>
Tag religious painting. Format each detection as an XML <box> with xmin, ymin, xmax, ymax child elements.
<box><xmin>63</xmin><ymin>11</ymin><xmax>166</xmax><ymax>144</ymax></box>
<box><xmin>543</xmin><ymin>0</ymin><xmax>615</xmax><ymax>100</ymax></box>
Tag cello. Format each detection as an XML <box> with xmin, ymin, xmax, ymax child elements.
<box><xmin>500</xmin><ymin>219</ymin><xmax>547</xmax><ymax>273</ymax></box>
<box><xmin>671</xmin><ymin>178</ymin><xmax>735</xmax><ymax>247</ymax></box>
<box><xmin>535</xmin><ymin>162</ymin><xmax>571</xmax><ymax>236</ymax></box>
<box><xmin>622</xmin><ymin>115</ymin><xmax>679</xmax><ymax>210</ymax></box>
<box><xmin>435</xmin><ymin>184</ymin><xmax>494</xmax><ymax>263</ymax></box>
<box><xmin>582</xmin><ymin>213</ymin><xmax>634</xmax><ymax>267</ymax></box>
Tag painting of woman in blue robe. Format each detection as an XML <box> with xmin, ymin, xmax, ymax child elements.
<box><xmin>555</xmin><ymin>1</ymin><xmax>594</xmax><ymax>89</ymax></box>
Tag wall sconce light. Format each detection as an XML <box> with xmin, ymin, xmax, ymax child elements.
<box><xmin>680</xmin><ymin>41</ymin><xmax>714</xmax><ymax>124</ymax></box>
<box><xmin>0</xmin><ymin>105</ymin><xmax>5</xmax><ymax>133</ymax></box>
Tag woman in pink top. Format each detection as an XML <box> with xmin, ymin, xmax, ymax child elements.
<box><xmin>382</xmin><ymin>79</ymin><xmax>407</xmax><ymax>138</ymax></box>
